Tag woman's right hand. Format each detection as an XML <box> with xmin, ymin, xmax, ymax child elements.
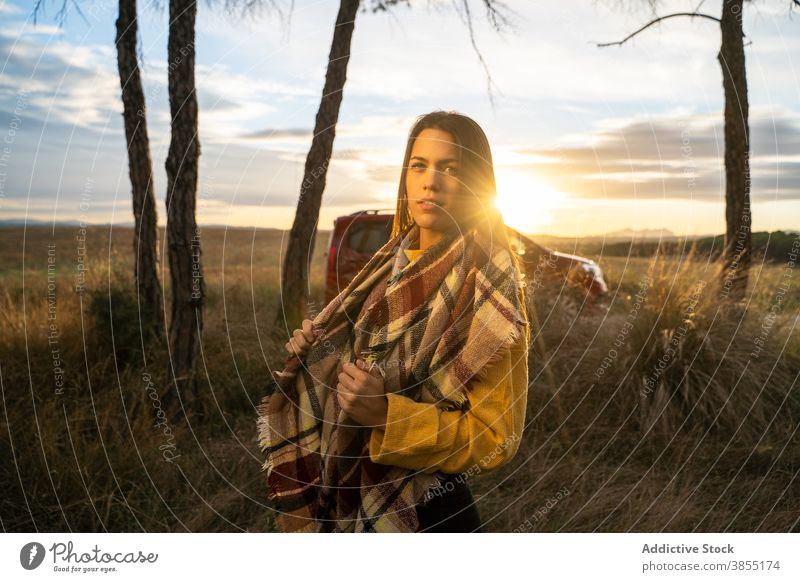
<box><xmin>285</xmin><ymin>318</ymin><xmax>317</xmax><ymax>360</ymax></box>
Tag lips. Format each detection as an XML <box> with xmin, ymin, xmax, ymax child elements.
<box><xmin>416</xmin><ymin>199</ymin><xmax>441</xmax><ymax>211</ymax></box>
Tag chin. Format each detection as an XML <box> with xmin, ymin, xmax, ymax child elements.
<box><xmin>410</xmin><ymin>203</ymin><xmax>462</xmax><ymax>232</ymax></box>
<box><xmin>412</xmin><ymin>216</ymin><xmax>439</xmax><ymax>230</ymax></box>
<box><xmin>416</xmin><ymin>216</ymin><xmax>451</xmax><ymax>231</ymax></box>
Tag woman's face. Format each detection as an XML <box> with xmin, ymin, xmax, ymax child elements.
<box><xmin>405</xmin><ymin>128</ymin><xmax>464</xmax><ymax>239</ymax></box>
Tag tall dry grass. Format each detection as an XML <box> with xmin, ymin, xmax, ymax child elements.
<box><xmin>475</xmin><ymin>244</ymin><xmax>799</xmax><ymax>532</ymax></box>
<box><xmin>0</xmin><ymin>226</ymin><xmax>797</xmax><ymax>532</ymax></box>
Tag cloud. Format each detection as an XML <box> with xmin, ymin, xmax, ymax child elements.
<box><xmin>0</xmin><ymin>3</ymin><xmax>25</xmax><ymax>16</ymax></box>
<box><xmin>138</xmin><ymin>61</ymin><xmax>306</xmax><ymax>145</ymax></box>
<box><xmin>514</xmin><ymin>107</ymin><xmax>800</xmax><ymax>201</ymax></box>
<box><xmin>0</xmin><ymin>29</ymin><xmax>122</xmax><ymax>132</ymax></box>
<box><xmin>238</xmin><ymin>114</ymin><xmax>413</xmax><ymax>143</ymax></box>
<box><xmin>240</xmin><ymin>127</ymin><xmax>311</xmax><ymax>141</ymax></box>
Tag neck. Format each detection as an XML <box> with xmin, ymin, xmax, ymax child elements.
<box><xmin>418</xmin><ymin>227</ymin><xmax>444</xmax><ymax>251</ymax></box>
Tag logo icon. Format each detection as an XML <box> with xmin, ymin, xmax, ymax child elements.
<box><xmin>20</xmin><ymin>542</ymin><xmax>46</xmax><ymax>570</ymax></box>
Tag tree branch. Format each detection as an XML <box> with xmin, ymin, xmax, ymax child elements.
<box><xmin>596</xmin><ymin>11</ymin><xmax>721</xmax><ymax>48</ymax></box>
<box><xmin>370</xmin><ymin>0</ymin><xmax>516</xmax><ymax>110</ymax></box>
<box><xmin>455</xmin><ymin>0</ymin><xmax>519</xmax><ymax>110</ymax></box>
<box><xmin>32</xmin><ymin>0</ymin><xmax>89</xmax><ymax>28</ymax></box>
<box><xmin>458</xmin><ymin>0</ymin><xmax>500</xmax><ymax>109</ymax></box>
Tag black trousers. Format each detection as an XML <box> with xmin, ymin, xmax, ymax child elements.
<box><xmin>416</xmin><ymin>474</ymin><xmax>483</xmax><ymax>533</ymax></box>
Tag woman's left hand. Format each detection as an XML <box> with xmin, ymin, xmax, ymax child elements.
<box><xmin>336</xmin><ymin>359</ymin><xmax>388</xmax><ymax>428</ymax></box>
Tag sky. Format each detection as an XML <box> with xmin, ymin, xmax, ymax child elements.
<box><xmin>1</xmin><ymin>0</ymin><xmax>799</xmax><ymax>237</ymax></box>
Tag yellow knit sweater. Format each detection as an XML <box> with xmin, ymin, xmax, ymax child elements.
<box><xmin>368</xmin><ymin>247</ymin><xmax>529</xmax><ymax>475</ymax></box>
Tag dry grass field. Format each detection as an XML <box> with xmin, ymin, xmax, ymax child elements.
<box><xmin>1</xmin><ymin>225</ymin><xmax>798</xmax><ymax>532</ymax></box>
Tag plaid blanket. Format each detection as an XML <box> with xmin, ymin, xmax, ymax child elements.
<box><xmin>257</xmin><ymin>214</ymin><xmax>527</xmax><ymax>532</ymax></box>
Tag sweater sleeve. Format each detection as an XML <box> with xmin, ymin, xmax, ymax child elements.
<box><xmin>368</xmin><ymin>311</ymin><xmax>529</xmax><ymax>475</ymax></box>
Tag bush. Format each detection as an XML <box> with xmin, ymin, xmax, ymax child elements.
<box><xmin>609</xmin><ymin>252</ymin><xmax>799</xmax><ymax>440</ymax></box>
<box><xmin>88</xmin><ymin>273</ymin><xmax>159</xmax><ymax>368</ymax></box>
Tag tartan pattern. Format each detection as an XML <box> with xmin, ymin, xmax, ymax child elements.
<box><xmin>257</xmin><ymin>216</ymin><xmax>527</xmax><ymax>532</ymax></box>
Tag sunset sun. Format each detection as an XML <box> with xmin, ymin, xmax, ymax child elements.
<box><xmin>494</xmin><ymin>170</ymin><xmax>568</xmax><ymax>234</ymax></box>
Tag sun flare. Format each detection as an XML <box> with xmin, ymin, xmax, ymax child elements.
<box><xmin>494</xmin><ymin>170</ymin><xmax>568</xmax><ymax>234</ymax></box>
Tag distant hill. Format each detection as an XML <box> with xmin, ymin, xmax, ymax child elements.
<box><xmin>0</xmin><ymin>219</ymin><xmax>317</xmax><ymax>234</ymax></box>
<box><xmin>3</xmin><ymin>221</ymin><xmax>796</xmax><ymax>263</ymax></box>
<box><xmin>533</xmin><ymin>230</ymin><xmax>799</xmax><ymax>264</ymax></box>
<box><xmin>601</xmin><ymin>228</ymin><xmax>678</xmax><ymax>240</ymax></box>
<box><xmin>0</xmin><ymin>218</ymin><xmax>87</xmax><ymax>228</ymax></box>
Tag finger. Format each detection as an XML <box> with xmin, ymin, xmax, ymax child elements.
<box><xmin>337</xmin><ymin>371</ymin><xmax>356</xmax><ymax>392</ymax></box>
<box><xmin>343</xmin><ymin>370</ymin><xmax>370</xmax><ymax>395</ymax></box>
<box><xmin>357</xmin><ymin>358</ymin><xmax>383</xmax><ymax>379</ymax></box>
<box><xmin>335</xmin><ymin>384</ymin><xmax>351</xmax><ymax>408</ymax></box>
<box><xmin>294</xmin><ymin>338</ymin><xmax>311</xmax><ymax>356</ymax></box>
<box><xmin>292</xmin><ymin>329</ymin><xmax>310</xmax><ymax>351</ymax></box>
<box><xmin>342</xmin><ymin>361</ymin><xmax>367</xmax><ymax>381</ymax></box>
<box><xmin>288</xmin><ymin>337</ymin><xmax>307</xmax><ymax>358</ymax></box>
<box><xmin>342</xmin><ymin>373</ymin><xmax>371</xmax><ymax>397</ymax></box>
<box><xmin>301</xmin><ymin>319</ymin><xmax>316</xmax><ymax>343</ymax></box>
<box><xmin>353</xmin><ymin>360</ymin><xmax>382</xmax><ymax>386</ymax></box>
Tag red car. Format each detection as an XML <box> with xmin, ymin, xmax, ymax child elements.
<box><xmin>504</xmin><ymin>226</ymin><xmax>609</xmax><ymax>304</ymax></box>
<box><xmin>324</xmin><ymin>210</ymin><xmax>608</xmax><ymax>306</ymax></box>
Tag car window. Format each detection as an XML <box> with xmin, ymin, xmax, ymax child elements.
<box><xmin>344</xmin><ymin>221</ymin><xmax>392</xmax><ymax>254</ymax></box>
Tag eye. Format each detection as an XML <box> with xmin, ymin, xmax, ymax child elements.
<box><xmin>409</xmin><ymin>162</ymin><xmax>426</xmax><ymax>171</ymax></box>
<box><xmin>443</xmin><ymin>165</ymin><xmax>459</xmax><ymax>176</ymax></box>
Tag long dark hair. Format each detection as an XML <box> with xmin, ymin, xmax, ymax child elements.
<box><xmin>391</xmin><ymin>111</ymin><xmax>528</xmax><ymax>321</ymax></box>
<box><xmin>391</xmin><ymin>111</ymin><xmax>502</xmax><ymax>240</ymax></box>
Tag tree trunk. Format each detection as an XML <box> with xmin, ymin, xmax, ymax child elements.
<box><xmin>165</xmin><ymin>0</ymin><xmax>203</xmax><ymax>403</ymax></box>
<box><xmin>276</xmin><ymin>0</ymin><xmax>360</xmax><ymax>330</ymax></box>
<box><xmin>717</xmin><ymin>0</ymin><xmax>751</xmax><ymax>303</ymax></box>
<box><xmin>116</xmin><ymin>0</ymin><xmax>165</xmax><ymax>342</ymax></box>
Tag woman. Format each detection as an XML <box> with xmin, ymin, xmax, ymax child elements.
<box><xmin>258</xmin><ymin>111</ymin><xmax>530</xmax><ymax>533</ymax></box>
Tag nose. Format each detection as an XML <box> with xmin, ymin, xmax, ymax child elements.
<box><xmin>423</xmin><ymin>167</ymin><xmax>441</xmax><ymax>192</ymax></box>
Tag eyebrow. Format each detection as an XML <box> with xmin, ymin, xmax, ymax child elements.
<box><xmin>409</xmin><ymin>156</ymin><xmax>460</xmax><ymax>164</ymax></box>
